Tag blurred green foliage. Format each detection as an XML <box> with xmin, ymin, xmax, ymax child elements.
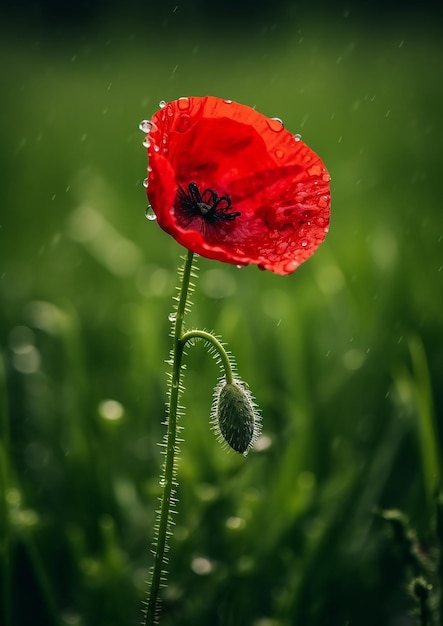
<box><xmin>1</xmin><ymin>8</ymin><xmax>443</xmax><ymax>626</ymax></box>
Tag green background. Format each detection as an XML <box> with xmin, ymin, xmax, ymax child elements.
<box><xmin>1</xmin><ymin>4</ymin><xmax>442</xmax><ymax>625</ymax></box>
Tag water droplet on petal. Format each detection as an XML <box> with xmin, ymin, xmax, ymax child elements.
<box><xmin>314</xmin><ymin>216</ymin><xmax>327</xmax><ymax>228</ymax></box>
<box><xmin>142</xmin><ymin>177</ymin><xmax>148</xmax><ymax>188</ymax></box>
<box><xmin>223</xmin><ymin>99</ymin><xmax>233</xmax><ymax>104</ymax></box>
<box><xmin>168</xmin><ymin>311</ymin><xmax>177</xmax><ymax>322</ymax></box>
<box><xmin>322</xmin><ymin>173</ymin><xmax>331</xmax><ymax>182</ymax></box>
<box><xmin>301</xmin><ymin>240</ymin><xmax>308</xmax><ymax>247</ymax></box>
<box><xmin>284</xmin><ymin>260</ymin><xmax>299</xmax><ymax>273</ymax></box>
<box><xmin>294</xmin><ymin>133</ymin><xmax>302</xmax><ymax>142</ymax></box>
<box><xmin>142</xmin><ymin>138</ymin><xmax>150</xmax><ymax>148</ymax></box>
<box><xmin>236</xmin><ymin>265</ymin><xmax>244</xmax><ymax>269</ymax></box>
<box><xmin>277</xmin><ymin>241</ymin><xmax>289</xmax><ymax>254</ymax></box>
<box><xmin>176</xmin><ymin>113</ymin><xmax>191</xmax><ymax>133</ymax></box>
<box><xmin>267</xmin><ymin>117</ymin><xmax>284</xmax><ymax>132</ymax></box>
<box><xmin>318</xmin><ymin>195</ymin><xmax>329</xmax><ymax>208</ymax></box>
<box><xmin>159</xmin><ymin>100</ymin><xmax>166</xmax><ymax>109</ymax></box>
<box><xmin>308</xmin><ymin>164</ymin><xmax>322</xmax><ymax>176</ymax></box>
<box><xmin>275</xmin><ymin>149</ymin><xmax>284</xmax><ymax>159</ymax></box>
<box><xmin>177</xmin><ymin>97</ymin><xmax>190</xmax><ymax>110</ymax></box>
<box><xmin>139</xmin><ymin>120</ymin><xmax>153</xmax><ymax>133</ymax></box>
<box><xmin>153</xmin><ymin>144</ymin><xmax>160</xmax><ymax>153</ymax></box>
<box><xmin>145</xmin><ymin>205</ymin><xmax>157</xmax><ymax>221</ymax></box>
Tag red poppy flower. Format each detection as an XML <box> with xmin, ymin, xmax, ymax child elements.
<box><xmin>141</xmin><ymin>96</ymin><xmax>330</xmax><ymax>275</ymax></box>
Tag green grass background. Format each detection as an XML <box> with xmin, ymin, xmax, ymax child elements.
<box><xmin>1</xmin><ymin>8</ymin><xmax>443</xmax><ymax>626</ymax></box>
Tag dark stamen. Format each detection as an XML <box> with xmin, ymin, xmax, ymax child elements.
<box><xmin>177</xmin><ymin>182</ymin><xmax>241</xmax><ymax>224</ymax></box>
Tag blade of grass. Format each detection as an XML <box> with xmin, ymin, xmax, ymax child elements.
<box><xmin>409</xmin><ymin>336</ymin><xmax>441</xmax><ymax>508</ymax></box>
<box><xmin>0</xmin><ymin>351</ymin><xmax>12</xmax><ymax>626</ymax></box>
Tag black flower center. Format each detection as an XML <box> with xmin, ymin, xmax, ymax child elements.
<box><xmin>177</xmin><ymin>182</ymin><xmax>241</xmax><ymax>224</ymax></box>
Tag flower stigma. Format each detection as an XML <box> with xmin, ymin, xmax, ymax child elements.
<box><xmin>177</xmin><ymin>182</ymin><xmax>241</xmax><ymax>225</ymax></box>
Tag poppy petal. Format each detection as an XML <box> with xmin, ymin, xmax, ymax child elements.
<box><xmin>143</xmin><ymin>96</ymin><xmax>330</xmax><ymax>275</ymax></box>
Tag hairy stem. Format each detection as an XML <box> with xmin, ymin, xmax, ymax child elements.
<box><xmin>181</xmin><ymin>329</ymin><xmax>234</xmax><ymax>384</ymax></box>
<box><xmin>144</xmin><ymin>250</ymin><xmax>194</xmax><ymax>625</ymax></box>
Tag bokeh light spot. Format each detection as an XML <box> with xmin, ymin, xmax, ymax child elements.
<box><xmin>98</xmin><ymin>399</ymin><xmax>124</xmax><ymax>421</ymax></box>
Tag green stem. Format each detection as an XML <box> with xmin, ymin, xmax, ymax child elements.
<box><xmin>144</xmin><ymin>250</ymin><xmax>194</xmax><ymax>625</ymax></box>
<box><xmin>181</xmin><ymin>329</ymin><xmax>234</xmax><ymax>384</ymax></box>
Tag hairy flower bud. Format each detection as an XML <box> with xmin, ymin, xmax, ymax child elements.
<box><xmin>211</xmin><ymin>379</ymin><xmax>261</xmax><ymax>454</ymax></box>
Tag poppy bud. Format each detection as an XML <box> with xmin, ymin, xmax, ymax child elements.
<box><xmin>211</xmin><ymin>379</ymin><xmax>260</xmax><ymax>454</ymax></box>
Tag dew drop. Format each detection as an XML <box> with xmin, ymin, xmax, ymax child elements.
<box><xmin>267</xmin><ymin>117</ymin><xmax>284</xmax><ymax>132</ymax></box>
<box><xmin>301</xmin><ymin>240</ymin><xmax>308</xmax><ymax>247</ymax></box>
<box><xmin>236</xmin><ymin>265</ymin><xmax>244</xmax><ymax>269</ymax></box>
<box><xmin>284</xmin><ymin>260</ymin><xmax>299</xmax><ymax>273</ymax></box>
<box><xmin>142</xmin><ymin>177</ymin><xmax>148</xmax><ymax>188</ymax></box>
<box><xmin>142</xmin><ymin>138</ymin><xmax>150</xmax><ymax>148</ymax></box>
<box><xmin>314</xmin><ymin>217</ymin><xmax>327</xmax><ymax>228</ymax></box>
<box><xmin>153</xmin><ymin>144</ymin><xmax>160</xmax><ymax>153</ymax></box>
<box><xmin>223</xmin><ymin>99</ymin><xmax>233</xmax><ymax>104</ymax></box>
<box><xmin>159</xmin><ymin>100</ymin><xmax>166</xmax><ymax>109</ymax></box>
<box><xmin>168</xmin><ymin>311</ymin><xmax>177</xmax><ymax>321</ymax></box>
<box><xmin>318</xmin><ymin>195</ymin><xmax>329</xmax><ymax>208</ymax></box>
<box><xmin>139</xmin><ymin>120</ymin><xmax>153</xmax><ymax>133</ymax></box>
<box><xmin>145</xmin><ymin>205</ymin><xmax>157</xmax><ymax>221</ymax></box>
<box><xmin>176</xmin><ymin>113</ymin><xmax>191</xmax><ymax>133</ymax></box>
<box><xmin>308</xmin><ymin>164</ymin><xmax>322</xmax><ymax>176</ymax></box>
<box><xmin>275</xmin><ymin>148</ymin><xmax>284</xmax><ymax>159</ymax></box>
<box><xmin>177</xmin><ymin>97</ymin><xmax>190</xmax><ymax>110</ymax></box>
<box><xmin>294</xmin><ymin>133</ymin><xmax>302</xmax><ymax>142</ymax></box>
